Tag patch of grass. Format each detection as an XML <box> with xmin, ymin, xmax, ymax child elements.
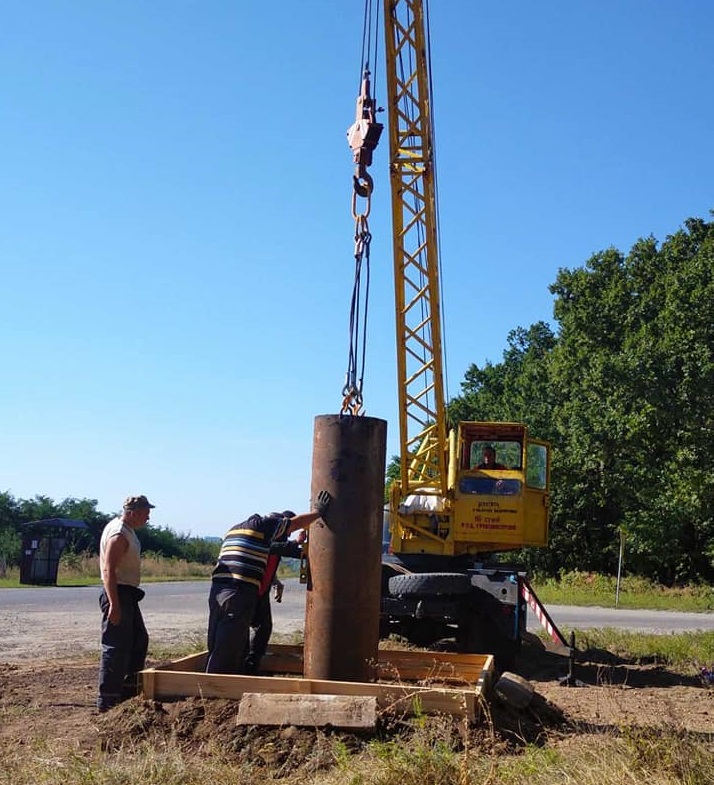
<box><xmin>573</xmin><ymin>628</ymin><xmax>714</xmax><ymax>673</ymax></box>
<box><xmin>140</xmin><ymin>554</ymin><xmax>213</xmax><ymax>580</ymax></box>
<box><xmin>1</xmin><ymin>728</ymin><xmax>711</xmax><ymax>785</ymax></box>
<box><xmin>0</xmin><ymin>738</ymin><xmax>269</xmax><ymax>785</ymax></box>
<box><xmin>477</xmin><ymin>730</ymin><xmax>714</xmax><ymax>785</ymax></box>
<box><xmin>532</xmin><ymin>570</ymin><xmax>714</xmax><ymax>612</ymax></box>
<box><xmin>620</xmin><ymin>727</ymin><xmax>714</xmax><ymax>784</ymax></box>
<box><xmin>0</xmin><ymin>554</ymin><xmax>212</xmax><ymax>588</ymax></box>
<box><xmin>147</xmin><ymin>632</ymin><xmax>208</xmax><ymax>664</ymax></box>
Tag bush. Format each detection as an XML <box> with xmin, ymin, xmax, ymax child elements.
<box><xmin>0</xmin><ymin>526</ymin><xmax>21</xmax><ymax>567</ymax></box>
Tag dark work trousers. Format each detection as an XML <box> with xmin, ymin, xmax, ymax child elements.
<box><xmin>97</xmin><ymin>584</ymin><xmax>148</xmax><ymax>711</ymax></box>
<box><xmin>244</xmin><ymin>591</ymin><xmax>273</xmax><ymax>673</ymax></box>
<box><xmin>205</xmin><ymin>580</ymin><xmax>259</xmax><ymax>674</ymax></box>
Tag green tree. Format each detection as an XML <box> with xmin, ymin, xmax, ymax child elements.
<box><xmin>548</xmin><ymin>216</ymin><xmax>714</xmax><ymax>582</ymax></box>
<box><xmin>0</xmin><ymin>492</ymin><xmax>212</xmax><ymax>567</ymax></box>
<box><xmin>384</xmin><ymin>454</ymin><xmax>401</xmax><ymax>503</ymax></box>
<box><xmin>444</xmin><ymin>213</ymin><xmax>714</xmax><ymax>584</ymax></box>
<box><xmin>448</xmin><ymin>321</ymin><xmax>557</xmax><ymax>438</ymax></box>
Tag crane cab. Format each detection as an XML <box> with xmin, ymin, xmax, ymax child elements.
<box><xmin>449</xmin><ymin>422</ymin><xmax>550</xmax><ymax>553</ymax></box>
<box><xmin>389</xmin><ymin>421</ymin><xmax>550</xmax><ymax>558</ymax></box>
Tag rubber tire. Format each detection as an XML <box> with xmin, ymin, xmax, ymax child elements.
<box><xmin>388</xmin><ymin>572</ymin><xmax>472</xmax><ymax>597</ymax></box>
<box><xmin>494</xmin><ymin>671</ymin><xmax>534</xmax><ymax>709</ymax></box>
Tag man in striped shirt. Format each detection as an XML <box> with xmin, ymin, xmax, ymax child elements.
<box><xmin>205</xmin><ymin>491</ymin><xmax>332</xmax><ymax>674</ymax></box>
<box><xmin>243</xmin><ymin>525</ymin><xmax>305</xmax><ymax>675</ymax></box>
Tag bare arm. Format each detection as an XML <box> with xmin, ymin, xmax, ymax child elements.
<box><xmin>102</xmin><ymin>534</ymin><xmax>129</xmax><ymax>625</ymax></box>
<box><xmin>287</xmin><ymin>511</ymin><xmax>321</xmax><ymax>534</ymax></box>
<box><xmin>286</xmin><ymin>492</ymin><xmax>333</xmax><ymax>535</ymax></box>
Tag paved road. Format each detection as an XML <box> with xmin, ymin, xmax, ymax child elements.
<box><xmin>0</xmin><ymin>580</ymin><xmax>306</xmax><ymax>634</ymax></box>
<box><xmin>1</xmin><ymin>580</ymin><xmax>712</xmax><ymax>664</ymax></box>
<box><xmin>537</xmin><ymin>603</ymin><xmax>714</xmax><ymax>634</ymax></box>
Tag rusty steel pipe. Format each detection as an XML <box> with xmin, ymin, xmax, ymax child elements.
<box><xmin>304</xmin><ymin>414</ymin><xmax>387</xmax><ymax>682</ymax></box>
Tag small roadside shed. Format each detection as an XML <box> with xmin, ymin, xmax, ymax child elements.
<box><xmin>20</xmin><ymin>518</ymin><xmax>88</xmax><ymax>586</ymax></box>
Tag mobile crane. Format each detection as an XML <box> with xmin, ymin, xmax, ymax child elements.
<box><xmin>346</xmin><ymin>0</ymin><xmax>565</xmax><ymax>669</ymax></box>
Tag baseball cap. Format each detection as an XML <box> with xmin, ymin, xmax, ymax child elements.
<box><xmin>268</xmin><ymin>510</ymin><xmax>295</xmax><ymax>520</ymax></box>
<box><xmin>123</xmin><ymin>494</ymin><xmax>156</xmax><ymax>511</ymax></box>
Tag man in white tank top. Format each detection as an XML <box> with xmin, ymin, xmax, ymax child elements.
<box><xmin>97</xmin><ymin>494</ymin><xmax>154</xmax><ymax>712</ymax></box>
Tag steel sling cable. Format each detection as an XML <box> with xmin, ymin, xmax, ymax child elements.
<box><xmin>343</xmin><ymin>216</ymin><xmax>372</xmax><ymax>416</ymax></box>
<box><xmin>342</xmin><ymin>0</ymin><xmax>383</xmax><ymax>415</ymax></box>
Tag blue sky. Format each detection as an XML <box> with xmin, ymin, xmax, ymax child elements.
<box><xmin>1</xmin><ymin>1</ymin><xmax>711</xmax><ymax>538</ymax></box>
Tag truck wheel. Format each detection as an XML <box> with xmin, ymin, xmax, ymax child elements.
<box><xmin>388</xmin><ymin>572</ymin><xmax>471</xmax><ymax>597</ymax></box>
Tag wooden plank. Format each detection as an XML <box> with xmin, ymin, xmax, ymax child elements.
<box><xmin>145</xmin><ymin>669</ymin><xmax>478</xmax><ymax>720</ymax></box>
<box><xmin>260</xmin><ymin>644</ymin><xmax>492</xmax><ymax>687</ymax></box>
<box><xmin>155</xmin><ymin>652</ymin><xmax>207</xmax><ymax>672</ymax></box>
<box><xmin>237</xmin><ymin>693</ymin><xmax>377</xmax><ymax>729</ymax></box>
<box><xmin>163</xmin><ymin>645</ymin><xmax>492</xmax><ymax>686</ymax></box>
<box><xmin>266</xmin><ymin>644</ymin><xmax>303</xmax><ymax>657</ymax></box>
<box><xmin>377</xmin><ymin>651</ymin><xmax>489</xmax><ymax>684</ymax></box>
<box><xmin>149</xmin><ymin>671</ymin><xmax>302</xmax><ymax>700</ymax></box>
<box><xmin>260</xmin><ymin>648</ymin><xmax>304</xmax><ymax>675</ymax></box>
<box><xmin>266</xmin><ymin>643</ymin><xmax>489</xmax><ymax>667</ymax></box>
<box><xmin>142</xmin><ymin>668</ymin><xmax>156</xmax><ymax>700</ymax></box>
<box><xmin>377</xmin><ymin>684</ymin><xmax>473</xmax><ymax>719</ymax></box>
<box><xmin>138</xmin><ymin>644</ymin><xmax>494</xmax><ymax>723</ymax></box>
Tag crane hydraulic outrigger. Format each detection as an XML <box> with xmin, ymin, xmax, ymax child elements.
<box><xmin>345</xmin><ymin>0</ymin><xmax>568</xmax><ymax>670</ymax></box>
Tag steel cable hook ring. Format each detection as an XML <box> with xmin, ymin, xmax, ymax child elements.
<box><xmin>351</xmin><ymin>174</ymin><xmax>373</xmax><ymax>220</ymax></box>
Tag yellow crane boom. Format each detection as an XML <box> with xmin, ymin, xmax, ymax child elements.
<box><xmin>383</xmin><ymin>0</ymin><xmax>448</xmax><ymax>499</ymax></box>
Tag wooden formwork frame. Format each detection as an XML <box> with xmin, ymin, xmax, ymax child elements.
<box><xmin>140</xmin><ymin>644</ymin><xmax>493</xmax><ymax>723</ymax></box>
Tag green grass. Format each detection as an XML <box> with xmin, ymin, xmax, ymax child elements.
<box><xmin>569</xmin><ymin>627</ymin><xmax>714</xmax><ymax>672</ymax></box>
<box><xmin>1</xmin><ymin>707</ymin><xmax>711</xmax><ymax>785</ymax></box>
<box><xmin>531</xmin><ymin>570</ymin><xmax>714</xmax><ymax>612</ymax></box>
<box><xmin>0</xmin><ymin>552</ymin><xmax>213</xmax><ymax>589</ymax></box>
<box><xmin>0</xmin><ymin>572</ymin><xmax>97</xmax><ymax>588</ymax></box>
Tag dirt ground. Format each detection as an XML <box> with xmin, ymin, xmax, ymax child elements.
<box><xmin>1</xmin><ymin>637</ymin><xmax>712</xmax><ymax>763</ymax></box>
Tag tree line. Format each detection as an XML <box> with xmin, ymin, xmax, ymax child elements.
<box><xmin>0</xmin><ymin>492</ymin><xmax>219</xmax><ymax>567</ymax></box>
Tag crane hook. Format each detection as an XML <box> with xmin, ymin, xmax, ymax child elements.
<box><xmin>351</xmin><ymin>171</ymin><xmax>373</xmax><ymax>220</ymax></box>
